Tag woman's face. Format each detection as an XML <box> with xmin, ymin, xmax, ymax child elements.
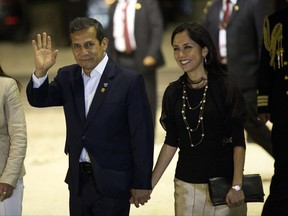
<box><xmin>172</xmin><ymin>31</ymin><xmax>206</xmax><ymax>74</ymax></box>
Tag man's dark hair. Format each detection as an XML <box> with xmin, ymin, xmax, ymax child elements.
<box><xmin>69</xmin><ymin>17</ymin><xmax>106</xmax><ymax>42</ymax></box>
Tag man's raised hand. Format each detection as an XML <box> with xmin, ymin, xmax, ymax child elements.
<box><xmin>32</xmin><ymin>32</ymin><xmax>59</xmax><ymax>78</ymax></box>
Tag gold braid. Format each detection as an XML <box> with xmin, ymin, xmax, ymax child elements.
<box><xmin>263</xmin><ymin>16</ymin><xmax>284</xmax><ymax>69</ymax></box>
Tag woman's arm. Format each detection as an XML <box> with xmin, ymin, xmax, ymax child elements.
<box><xmin>225</xmin><ymin>146</ymin><xmax>245</xmax><ymax>207</ymax></box>
<box><xmin>152</xmin><ymin>144</ymin><xmax>177</xmax><ymax>189</ymax></box>
<box><xmin>0</xmin><ymin>80</ymin><xmax>27</xmax><ymax>201</ymax></box>
<box><xmin>232</xmin><ymin>146</ymin><xmax>245</xmax><ymax>186</ymax></box>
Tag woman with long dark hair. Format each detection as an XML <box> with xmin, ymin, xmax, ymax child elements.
<box><xmin>152</xmin><ymin>22</ymin><xmax>247</xmax><ymax>215</ymax></box>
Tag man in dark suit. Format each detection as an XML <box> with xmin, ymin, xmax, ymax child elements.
<box><xmin>257</xmin><ymin>7</ymin><xmax>288</xmax><ymax>215</ymax></box>
<box><xmin>106</xmin><ymin>0</ymin><xmax>165</xmax><ymax>127</ymax></box>
<box><xmin>203</xmin><ymin>0</ymin><xmax>274</xmax><ymax>156</ymax></box>
<box><xmin>26</xmin><ymin>17</ymin><xmax>154</xmax><ymax>216</ymax></box>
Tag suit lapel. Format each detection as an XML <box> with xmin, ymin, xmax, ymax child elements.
<box><xmin>134</xmin><ymin>0</ymin><xmax>141</xmax><ymax>26</ymax></box>
<box><xmin>227</xmin><ymin>0</ymin><xmax>241</xmax><ymax>27</ymax></box>
<box><xmin>73</xmin><ymin>69</ymin><xmax>86</xmax><ymax>124</ymax></box>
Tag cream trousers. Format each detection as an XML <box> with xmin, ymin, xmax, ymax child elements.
<box><xmin>0</xmin><ymin>179</ymin><xmax>24</xmax><ymax>216</ymax></box>
<box><xmin>174</xmin><ymin>178</ymin><xmax>247</xmax><ymax>216</ymax></box>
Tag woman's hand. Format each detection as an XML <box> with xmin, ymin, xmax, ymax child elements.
<box><xmin>0</xmin><ymin>183</ymin><xmax>14</xmax><ymax>201</ymax></box>
<box><xmin>225</xmin><ymin>188</ymin><xmax>245</xmax><ymax>208</ymax></box>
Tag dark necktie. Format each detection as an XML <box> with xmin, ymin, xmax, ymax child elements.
<box><xmin>221</xmin><ymin>0</ymin><xmax>231</xmax><ymax>28</ymax></box>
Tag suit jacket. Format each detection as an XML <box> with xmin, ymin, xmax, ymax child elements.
<box><xmin>203</xmin><ymin>0</ymin><xmax>272</xmax><ymax>90</ymax></box>
<box><xmin>0</xmin><ymin>77</ymin><xmax>27</xmax><ymax>188</ymax></box>
<box><xmin>106</xmin><ymin>0</ymin><xmax>165</xmax><ymax>69</ymax></box>
<box><xmin>26</xmin><ymin>58</ymin><xmax>154</xmax><ymax>199</ymax></box>
<box><xmin>257</xmin><ymin>7</ymin><xmax>288</xmax><ymax>125</ymax></box>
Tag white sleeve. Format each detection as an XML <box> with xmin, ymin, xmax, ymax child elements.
<box><xmin>32</xmin><ymin>72</ymin><xmax>48</xmax><ymax>88</ymax></box>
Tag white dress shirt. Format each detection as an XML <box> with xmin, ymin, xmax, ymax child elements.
<box><xmin>113</xmin><ymin>0</ymin><xmax>137</xmax><ymax>52</ymax></box>
<box><xmin>219</xmin><ymin>0</ymin><xmax>237</xmax><ymax>61</ymax></box>
<box><xmin>32</xmin><ymin>54</ymin><xmax>109</xmax><ymax>162</ymax></box>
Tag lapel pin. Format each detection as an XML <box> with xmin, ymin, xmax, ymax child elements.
<box><xmin>101</xmin><ymin>82</ymin><xmax>109</xmax><ymax>92</ymax></box>
<box><xmin>135</xmin><ymin>3</ymin><xmax>141</xmax><ymax>10</ymax></box>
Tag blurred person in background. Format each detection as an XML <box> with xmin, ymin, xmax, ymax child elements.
<box><xmin>0</xmin><ymin>66</ymin><xmax>27</xmax><ymax>215</ymax></box>
<box><xmin>61</xmin><ymin>0</ymin><xmax>88</xmax><ymax>45</ymax></box>
<box><xmin>203</xmin><ymin>0</ymin><xmax>274</xmax><ymax>156</ymax></box>
<box><xmin>106</xmin><ymin>0</ymin><xmax>165</xmax><ymax>127</ymax></box>
<box><xmin>87</xmin><ymin>0</ymin><xmax>110</xmax><ymax>29</ymax></box>
<box><xmin>257</xmin><ymin>6</ymin><xmax>288</xmax><ymax>216</ymax></box>
<box><xmin>151</xmin><ymin>22</ymin><xmax>247</xmax><ymax>216</ymax></box>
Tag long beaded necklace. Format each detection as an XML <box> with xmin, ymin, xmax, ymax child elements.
<box><xmin>181</xmin><ymin>80</ymin><xmax>208</xmax><ymax>147</ymax></box>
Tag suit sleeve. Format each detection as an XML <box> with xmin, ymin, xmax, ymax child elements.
<box><xmin>26</xmin><ymin>71</ymin><xmax>63</xmax><ymax>107</ymax></box>
<box><xmin>127</xmin><ymin>74</ymin><xmax>154</xmax><ymax>189</ymax></box>
<box><xmin>0</xmin><ymin>80</ymin><xmax>27</xmax><ymax>187</ymax></box>
<box><xmin>145</xmin><ymin>0</ymin><xmax>164</xmax><ymax>57</ymax></box>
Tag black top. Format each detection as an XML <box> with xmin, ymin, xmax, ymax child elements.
<box><xmin>160</xmin><ymin>73</ymin><xmax>246</xmax><ymax>183</ymax></box>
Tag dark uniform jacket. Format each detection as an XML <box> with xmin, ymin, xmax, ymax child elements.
<box><xmin>257</xmin><ymin>7</ymin><xmax>288</xmax><ymax>126</ymax></box>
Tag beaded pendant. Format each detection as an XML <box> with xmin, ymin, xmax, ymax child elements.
<box><xmin>181</xmin><ymin>81</ymin><xmax>208</xmax><ymax>147</ymax></box>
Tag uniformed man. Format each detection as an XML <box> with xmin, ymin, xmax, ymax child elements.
<box><xmin>257</xmin><ymin>6</ymin><xmax>288</xmax><ymax>216</ymax></box>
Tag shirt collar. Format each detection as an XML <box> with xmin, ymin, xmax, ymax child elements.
<box><xmin>222</xmin><ymin>0</ymin><xmax>237</xmax><ymax>5</ymax></box>
<box><xmin>223</xmin><ymin>0</ymin><xmax>237</xmax><ymax>5</ymax></box>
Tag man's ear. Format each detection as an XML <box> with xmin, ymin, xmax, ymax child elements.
<box><xmin>101</xmin><ymin>37</ymin><xmax>109</xmax><ymax>51</ymax></box>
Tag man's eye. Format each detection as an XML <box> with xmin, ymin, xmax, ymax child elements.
<box><xmin>85</xmin><ymin>43</ymin><xmax>94</xmax><ymax>49</ymax></box>
<box><xmin>73</xmin><ymin>44</ymin><xmax>80</xmax><ymax>49</ymax></box>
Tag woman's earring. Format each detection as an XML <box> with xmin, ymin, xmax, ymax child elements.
<box><xmin>204</xmin><ymin>57</ymin><xmax>207</xmax><ymax>65</ymax></box>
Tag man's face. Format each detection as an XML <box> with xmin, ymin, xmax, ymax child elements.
<box><xmin>71</xmin><ymin>26</ymin><xmax>108</xmax><ymax>76</ymax></box>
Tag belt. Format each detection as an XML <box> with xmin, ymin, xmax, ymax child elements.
<box><xmin>79</xmin><ymin>162</ymin><xmax>93</xmax><ymax>174</ymax></box>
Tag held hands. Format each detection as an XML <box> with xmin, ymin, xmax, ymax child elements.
<box><xmin>130</xmin><ymin>189</ymin><xmax>152</xmax><ymax>208</ymax></box>
<box><xmin>225</xmin><ymin>188</ymin><xmax>245</xmax><ymax>208</ymax></box>
<box><xmin>32</xmin><ymin>32</ymin><xmax>59</xmax><ymax>78</ymax></box>
<box><xmin>0</xmin><ymin>183</ymin><xmax>14</xmax><ymax>202</ymax></box>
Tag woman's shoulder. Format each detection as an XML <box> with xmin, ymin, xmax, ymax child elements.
<box><xmin>165</xmin><ymin>74</ymin><xmax>184</xmax><ymax>92</ymax></box>
<box><xmin>0</xmin><ymin>77</ymin><xmax>19</xmax><ymax>99</ymax></box>
<box><xmin>209</xmin><ymin>74</ymin><xmax>239</xmax><ymax>90</ymax></box>
<box><xmin>0</xmin><ymin>76</ymin><xmax>17</xmax><ymax>88</ymax></box>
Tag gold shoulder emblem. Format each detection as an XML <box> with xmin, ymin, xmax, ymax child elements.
<box><xmin>263</xmin><ymin>16</ymin><xmax>284</xmax><ymax>69</ymax></box>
